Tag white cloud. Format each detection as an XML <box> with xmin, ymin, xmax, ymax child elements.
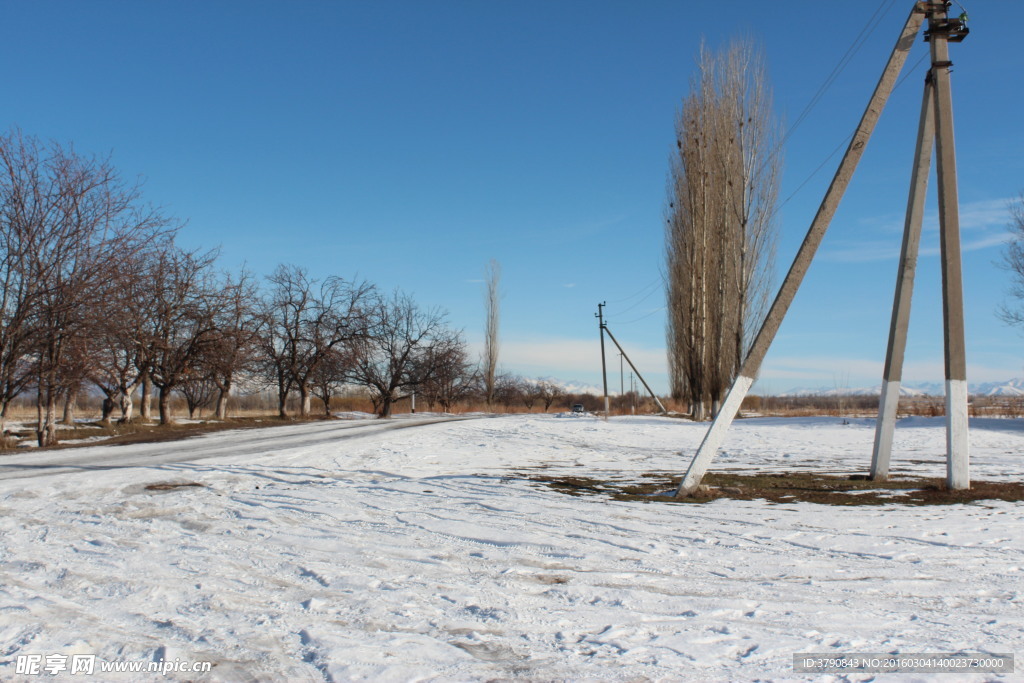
<box><xmin>824</xmin><ymin>198</ymin><xmax>1015</xmax><ymax>263</ymax></box>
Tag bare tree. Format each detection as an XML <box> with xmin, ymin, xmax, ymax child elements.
<box><xmin>88</xmin><ymin>243</ymin><xmax>171</xmax><ymax>424</ymax></box>
<box><xmin>2</xmin><ymin>131</ymin><xmax>174</xmax><ymax>444</ymax></box>
<box><xmin>207</xmin><ymin>269</ymin><xmax>262</xmax><ymax>419</ymax></box>
<box><xmin>665</xmin><ymin>38</ymin><xmax>780</xmax><ymax>420</ymax></box>
<box><xmin>999</xmin><ymin>193</ymin><xmax>1024</xmax><ymax>328</ymax></box>
<box><xmin>257</xmin><ymin>264</ymin><xmax>373</xmax><ymax>418</ymax></box>
<box><xmin>493</xmin><ymin>373</ymin><xmax>525</xmax><ymax>411</ymax></box>
<box><xmin>178</xmin><ymin>374</ymin><xmax>218</xmax><ymax>419</ymax></box>
<box><xmin>535</xmin><ymin>379</ymin><xmax>565</xmax><ymax>412</ymax></box>
<box><xmin>415</xmin><ymin>330</ymin><xmax>475</xmax><ymax>413</ymax></box>
<box><xmin>483</xmin><ymin>259</ymin><xmax>501</xmax><ymax>407</ymax></box>
<box><xmin>145</xmin><ymin>247</ymin><xmax>224</xmax><ymax>425</ymax></box>
<box><xmin>308</xmin><ymin>346</ymin><xmax>355</xmax><ymax>417</ymax></box>
<box><xmin>351</xmin><ymin>289</ymin><xmax>451</xmax><ymax>418</ymax></box>
<box><xmin>0</xmin><ymin>133</ymin><xmax>44</xmax><ymax>430</ymax></box>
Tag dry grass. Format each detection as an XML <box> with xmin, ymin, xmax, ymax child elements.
<box><xmin>526</xmin><ymin>471</ymin><xmax>1024</xmax><ymax>507</ymax></box>
<box><xmin>0</xmin><ymin>415</ymin><xmax>336</xmax><ymax>453</ymax></box>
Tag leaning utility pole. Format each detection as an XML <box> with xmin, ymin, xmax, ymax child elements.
<box><xmin>601</xmin><ymin>324</ymin><xmax>668</xmax><ymax>414</ymax></box>
<box><xmin>676</xmin><ymin>1</ymin><xmax>971</xmax><ymax>496</ymax></box>
<box><xmin>596</xmin><ymin>302</ymin><xmax>610</xmax><ymax>416</ymax></box>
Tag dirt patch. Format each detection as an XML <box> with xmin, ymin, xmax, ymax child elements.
<box><xmin>525</xmin><ymin>471</ymin><xmax>1024</xmax><ymax>506</ymax></box>
<box><xmin>144</xmin><ymin>482</ymin><xmax>205</xmax><ymax>492</ymax></box>
<box><xmin>0</xmin><ymin>415</ymin><xmax>334</xmax><ymax>453</ymax></box>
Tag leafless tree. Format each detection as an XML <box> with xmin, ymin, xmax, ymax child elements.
<box><xmin>207</xmin><ymin>269</ymin><xmax>262</xmax><ymax>419</ymax></box>
<box><xmin>493</xmin><ymin>373</ymin><xmax>525</xmax><ymax>411</ymax></box>
<box><xmin>998</xmin><ymin>193</ymin><xmax>1024</xmax><ymax>328</ymax></box>
<box><xmin>308</xmin><ymin>346</ymin><xmax>355</xmax><ymax>417</ymax></box>
<box><xmin>87</xmin><ymin>242</ymin><xmax>170</xmax><ymax>424</ymax></box>
<box><xmin>483</xmin><ymin>259</ymin><xmax>501</xmax><ymax>407</ymax></box>
<box><xmin>257</xmin><ymin>265</ymin><xmax>373</xmax><ymax>418</ymax></box>
<box><xmin>178</xmin><ymin>374</ymin><xmax>218</xmax><ymax>419</ymax></box>
<box><xmin>0</xmin><ymin>134</ymin><xmax>42</xmax><ymax>430</ymax></box>
<box><xmin>415</xmin><ymin>330</ymin><xmax>475</xmax><ymax>413</ymax></box>
<box><xmin>0</xmin><ymin>130</ymin><xmax>175</xmax><ymax>444</ymax></box>
<box><xmin>144</xmin><ymin>247</ymin><xmax>224</xmax><ymax>425</ymax></box>
<box><xmin>665</xmin><ymin>38</ymin><xmax>780</xmax><ymax>420</ymax></box>
<box><xmin>351</xmin><ymin>289</ymin><xmax>451</xmax><ymax>418</ymax></box>
<box><xmin>535</xmin><ymin>379</ymin><xmax>565</xmax><ymax>412</ymax></box>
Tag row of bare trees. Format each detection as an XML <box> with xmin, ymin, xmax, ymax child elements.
<box><xmin>665</xmin><ymin>38</ymin><xmax>780</xmax><ymax>420</ymax></box>
<box><xmin>0</xmin><ymin>129</ymin><xmax>483</xmax><ymax>444</ymax></box>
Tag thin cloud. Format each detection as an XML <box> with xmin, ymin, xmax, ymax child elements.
<box><xmin>824</xmin><ymin>198</ymin><xmax>1014</xmax><ymax>263</ymax></box>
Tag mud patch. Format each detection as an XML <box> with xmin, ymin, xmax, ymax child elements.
<box><xmin>525</xmin><ymin>472</ymin><xmax>1024</xmax><ymax>506</ymax></box>
<box><xmin>143</xmin><ymin>482</ymin><xmax>205</xmax><ymax>492</ymax></box>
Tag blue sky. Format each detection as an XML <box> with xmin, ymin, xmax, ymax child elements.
<box><xmin>3</xmin><ymin>1</ymin><xmax>1022</xmax><ymax>394</ymax></box>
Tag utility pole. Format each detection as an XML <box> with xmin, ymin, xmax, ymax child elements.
<box><xmin>871</xmin><ymin>73</ymin><xmax>934</xmax><ymax>481</ymax></box>
<box><xmin>596</xmin><ymin>302</ymin><xmax>610</xmax><ymax>417</ymax></box>
<box><xmin>601</xmin><ymin>324</ymin><xmax>668</xmax><ymax>414</ymax></box>
<box><xmin>928</xmin><ymin>0</ymin><xmax>970</xmax><ymax>489</ymax></box>
<box><xmin>630</xmin><ymin>373</ymin><xmax>636</xmax><ymax>415</ymax></box>
<box><xmin>619</xmin><ymin>353</ymin><xmax>624</xmax><ymax>401</ymax></box>
<box><xmin>675</xmin><ymin>2</ymin><xmax>928</xmax><ymax>497</ymax></box>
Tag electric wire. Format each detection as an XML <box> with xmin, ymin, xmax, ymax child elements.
<box><xmin>778</xmin><ymin>0</ymin><xmax>898</xmax><ymax>151</ymax></box>
<box><xmin>609</xmin><ymin>306</ymin><xmax>666</xmax><ymax>326</ymax></box>
<box><xmin>606</xmin><ymin>277</ymin><xmax>662</xmax><ymax>305</ymax></box>
<box><xmin>776</xmin><ymin>49</ymin><xmax>930</xmax><ymax>212</ymax></box>
<box><xmin>613</xmin><ymin>281</ymin><xmax>663</xmax><ymax>316</ymax></box>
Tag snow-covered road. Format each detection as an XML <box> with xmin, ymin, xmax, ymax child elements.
<box><xmin>0</xmin><ymin>416</ymin><xmax>478</xmax><ymax>482</ymax></box>
<box><xmin>1</xmin><ymin>414</ymin><xmax>1021</xmax><ymax>681</ymax></box>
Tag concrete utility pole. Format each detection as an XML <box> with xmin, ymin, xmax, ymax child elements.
<box><xmin>871</xmin><ymin>74</ymin><xmax>935</xmax><ymax>481</ymax></box>
<box><xmin>596</xmin><ymin>302</ymin><xmax>610</xmax><ymax>417</ymax></box>
<box><xmin>927</xmin><ymin>0</ymin><xmax>970</xmax><ymax>489</ymax></box>
<box><xmin>675</xmin><ymin>2</ymin><xmax>928</xmax><ymax>498</ymax></box>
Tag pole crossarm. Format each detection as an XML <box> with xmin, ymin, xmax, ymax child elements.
<box><xmin>675</xmin><ymin>2</ymin><xmax>928</xmax><ymax>498</ymax></box>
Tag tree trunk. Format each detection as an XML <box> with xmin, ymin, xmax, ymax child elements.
<box><xmin>158</xmin><ymin>386</ymin><xmax>173</xmax><ymax>425</ymax></box>
<box><xmin>100</xmin><ymin>397</ymin><xmax>115</xmax><ymax>425</ymax></box>
<box><xmin>62</xmin><ymin>391</ymin><xmax>76</xmax><ymax>426</ymax></box>
<box><xmin>216</xmin><ymin>381</ymin><xmax>231</xmax><ymax>420</ymax></box>
<box><xmin>118</xmin><ymin>392</ymin><xmax>134</xmax><ymax>423</ymax></box>
<box><xmin>299</xmin><ymin>384</ymin><xmax>311</xmax><ymax>417</ymax></box>
<box><xmin>140</xmin><ymin>373</ymin><xmax>153</xmax><ymax>421</ymax></box>
<box><xmin>37</xmin><ymin>389</ymin><xmax>58</xmax><ymax>447</ymax></box>
<box><xmin>379</xmin><ymin>393</ymin><xmax>393</xmax><ymax>418</ymax></box>
<box><xmin>277</xmin><ymin>372</ymin><xmax>289</xmax><ymax>418</ymax></box>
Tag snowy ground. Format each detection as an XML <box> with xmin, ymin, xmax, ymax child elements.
<box><xmin>0</xmin><ymin>414</ymin><xmax>1021</xmax><ymax>681</ymax></box>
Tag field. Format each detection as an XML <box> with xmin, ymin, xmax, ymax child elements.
<box><xmin>0</xmin><ymin>413</ymin><xmax>1021</xmax><ymax>681</ymax></box>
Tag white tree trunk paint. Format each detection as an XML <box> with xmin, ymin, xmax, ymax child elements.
<box><xmin>675</xmin><ymin>374</ymin><xmax>754</xmax><ymax>497</ymax></box>
<box><xmin>945</xmin><ymin>379</ymin><xmax>970</xmax><ymax>489</ymax></box>
<box><xmin>870</xmin><ymin>380</ymin><xmax>902</xmax><ymax>480</ymax></box>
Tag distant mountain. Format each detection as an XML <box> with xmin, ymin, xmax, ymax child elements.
<box><xmin>524</xmin><ymin>376</ymin><xmax>605</xmax><ymax>396</ymax></box>
<box><xmin>777</xmin><ymin>378</ymin><xmax>1024</xmax><ymax>398</ymax></box>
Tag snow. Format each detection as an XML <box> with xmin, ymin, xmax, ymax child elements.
<box><xmin>0</xmin><ymin>415</ymin><xmax>1021</xmax><ymax>681</ymax></box>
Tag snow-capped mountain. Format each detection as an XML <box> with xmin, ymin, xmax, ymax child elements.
<box><xmin>778</xmin><ymin>378</ymin><xmax>1024</xmax><ymax>398</ymax></box>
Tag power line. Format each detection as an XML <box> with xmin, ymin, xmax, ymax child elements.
<box><xmin>776</xmin><ymin>49</ymin><xmax>930</xmax><ymax>213</ymax></box>
<box><xmin>606</xmin><ymin>277</ymin><xmax>661</xmax><ymax>305</ymax></box>
<box><xmin>609</xmin><ymin>306</ymin><xmax>666</xmax><ymax>326</ymax></box>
